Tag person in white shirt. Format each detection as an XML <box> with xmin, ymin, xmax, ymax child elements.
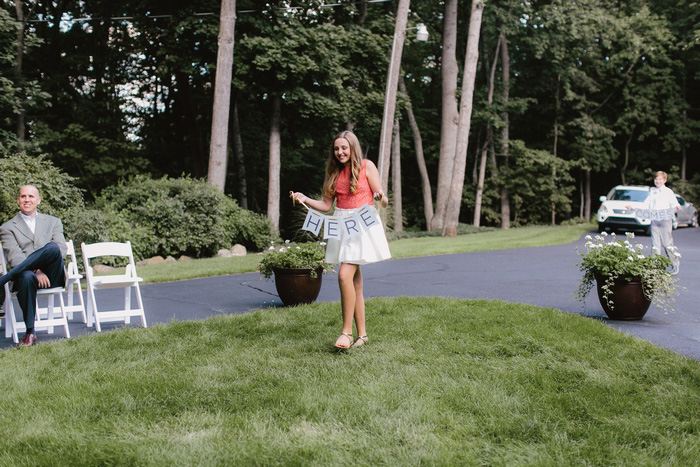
<box><xmin>649</xmin><ymin>171</ymin><xmax>681</xmax><ymax>275</ymax></box>
<box><xmin>0</xmin><ymin>185</ymin><xmax>67</xmax><ymax>346</ymax></box>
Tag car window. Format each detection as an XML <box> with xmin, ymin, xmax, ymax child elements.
<box><xmin>609</xmin><ymin>189</ymin><xmax>648</xmax><ymax>202</ymax></box>
<box><xmin>676</xmin><ymin>196</ymin><xmax>686</xmax><ymax>206</ymax></box>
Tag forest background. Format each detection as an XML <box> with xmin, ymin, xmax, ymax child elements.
<box><xmin>1</xmin><ymin>0</ymin><xmax>699</xmax><ymax>245</ymax></box>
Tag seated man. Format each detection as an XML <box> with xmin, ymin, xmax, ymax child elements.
<box><xmin>0</xmin><ymin>185</ymin><xmax>67</xmax><ymax>347</ymax></box>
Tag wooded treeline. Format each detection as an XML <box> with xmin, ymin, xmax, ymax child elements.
<box><xmin>1</xmin><ymin>0</ymin><xmax>699</xmax><ymax>238</ymax></box>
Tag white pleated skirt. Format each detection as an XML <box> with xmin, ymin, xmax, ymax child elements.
<box><xmin>325</xmin><ymin>206</ymin><xmax>391</xmax><ymax>265</ymax></box>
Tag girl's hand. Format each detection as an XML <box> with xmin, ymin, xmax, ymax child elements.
<box><xmin>290</xmin><ymin>191</ymin><xmax>306</xmax><ymax>204</ymax></box>
<box><xmin>373</xmin><ymin>190</ymin><xmax>388</xmax><ymax>208</ymax></box>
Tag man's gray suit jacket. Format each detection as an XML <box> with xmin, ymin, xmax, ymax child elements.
<box><xmin>0</xmin><ymin>213</ymin><xmax>67</xmax><ymax>268</ymax></box>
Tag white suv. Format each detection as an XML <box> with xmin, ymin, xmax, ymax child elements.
<box><xmin>597</xmin><ymin>185</ymin><xmax>651</xmax><ymax>235</ymax></box>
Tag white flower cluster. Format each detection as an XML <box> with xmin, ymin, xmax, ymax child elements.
<box><xmin>583</xmin><ymin>231</ymin><xmax>680</xmax><ymax>261</ymax></box>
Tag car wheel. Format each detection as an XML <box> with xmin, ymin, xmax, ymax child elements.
<box><xmin>644</xmin><ymin>226</ymin><xmax>651</xmax><ymax>236</ymax></box>
<box><xmin>692</xmin><ymin>213</ymin><xmax>698</xmax><ymax>228</ymax></box>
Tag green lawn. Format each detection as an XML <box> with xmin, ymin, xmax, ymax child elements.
<box><xmin>6</xmin><ymin>224</ymin><xmax>695</xmax><ymax>465</ymax></box>
<box><xmin>1</xmin><ymin>297</ymin><xmax>699</xmax><ymax>465</ymax></box>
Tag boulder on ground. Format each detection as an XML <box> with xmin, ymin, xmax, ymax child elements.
<box><xmin>231</xmin><ymin>244</ymin><xmax>247</xmax><ymax>256</ymax></box>
<box><xmin>93</xmin><ymin>264</ymin><xmax>115</xmax><ymax>274</ymax></box>
<box><xmin>216</xmin><ymin>249</ymin><xmax>232</xmax><ymax>258</ymax></box>
<box><xmin>137</xmin><ymin>256</ymin><xmax>165</xmax><ymax>266</ymax></box>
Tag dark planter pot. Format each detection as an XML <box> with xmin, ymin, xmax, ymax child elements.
<box><xmin>273</xmin><ymin>267</ymin><xmax>323</xmax><ymax>306</ymax></box>
<box><xmin>595</xmin><ymin>275</ymin><xmax>651</xmax><ymax>320</ymax></box>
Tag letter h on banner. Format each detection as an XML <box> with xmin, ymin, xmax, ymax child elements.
<box><xmin>302</xmin><ymin>210</ymin><xmax>324</xmax><ymax>236</ymax></box>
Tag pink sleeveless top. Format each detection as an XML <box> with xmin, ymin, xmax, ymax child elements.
<box><xmin>335</xmin><ymin>159</ymin><xmax>373</xmax><ymax>209</ymax></box>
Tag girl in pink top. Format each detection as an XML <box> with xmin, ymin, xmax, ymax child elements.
<box><xmin>291</xmin><ymin>131</ymin><xmax>391</xmax><ymax>349</ymax></box>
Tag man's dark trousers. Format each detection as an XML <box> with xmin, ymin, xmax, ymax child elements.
<box><xmin>1</xmin><ymin>242</ymin><xmax>65</xmax><ymax>328</ymax></box>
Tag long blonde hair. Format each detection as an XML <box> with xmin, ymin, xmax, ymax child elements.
<box><xmin>322</xmin><ymin>131</ymin><xmax>364</xmax><ymax>198</ymax></box>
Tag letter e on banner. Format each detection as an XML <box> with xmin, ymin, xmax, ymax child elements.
<box><xmin>302</xmin><ymin>209</ymin><xmax>324</xmax><ymax>236</ymax></box>
<box><xmin>324</xmin><ymin>216</ymin><xmax>340</xmax><ymax>239</ymax></box>
<box><xmin>342</xmin><ymin>213</ymin><xmax>363</xmax><ymax>237</ymax></box>
<box><xmin>357</xmin><ymin>205</ymin><xmax>378</xmax><ymax>230</ymax></box>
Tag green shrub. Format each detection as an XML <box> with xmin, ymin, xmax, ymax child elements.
<box><xmin>222</xmin><ymin>200</ymin><xmax>279</xmax><ymax>251</ymax></box>
<box><xmin>0</xmin><ymin>155</ymin><xmax>277</xmax><ymax>262</ymax></box>
<box><xmin>0</xmin><ymin>153</ymin><xmax>115</xmax><ymax>261</ymax></box>
<box><xmin>0</xmin><ymin>152</ymin><xmax>84</xmax><ymax>221</ymax></box>
<box><xmin>95</xmin><ymin>175</ymin><xmax>277</xmax><ymax>260</ymax></box>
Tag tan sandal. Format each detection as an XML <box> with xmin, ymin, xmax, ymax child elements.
<box><xmin>351</xmin><ymin>335</ymin><xmax>368</xmax><ymax>348</ymax></box>
<box><xmin>334</xmin><ymin>332</ymin><xmax>354</xmax><ymax>349</ymax></box>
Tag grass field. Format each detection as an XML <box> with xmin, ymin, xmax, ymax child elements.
<box><xmin>1</xmin><ymin>297</ymin><xmax>699</xmax><ymax>465</ymax></box>
<box><xmin>5</xmin><ymin>224</ymin><xmax>697</xmax><ymax>465</ymax></box>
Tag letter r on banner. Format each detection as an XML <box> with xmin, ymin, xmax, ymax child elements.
<box><xmin>302</xmin><ymin>210</ymin><xmax>324</xmax><ymax>236</ymax></box>
<box><xmin>342</xmin><ymin>213</ymin><xmax>362</xmax><ymax>237</ymax></box>
<box><xmin>324</xmin><ymin>217</ymin><xmax>340</xmax><ymax>239</ymax></box>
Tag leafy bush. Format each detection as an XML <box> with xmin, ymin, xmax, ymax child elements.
<box><xmin>222</xmin><ymin>201</ymin><xmax>279</xmax><ymax>252</ymax></box>
<box><xmin>0</xmin><ymin>152</ymin><xmax>84</xmax><ymax>221</ymax></box>
<box><xmin>0</xmin><ymin>153</ymin><xmax>114</xmax><ymax>263</ymax></box>
<box><xmin>95</xmin><ymin>175</ymin><xmax>277</xmax><ymax>259</ymax></box>
<box><xmin>0</xmin><ymin>156</ymin><xmax>277</xmax><ymax>261</ymax></box>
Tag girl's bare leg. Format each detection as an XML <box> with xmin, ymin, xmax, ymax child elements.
<box><xmin>353</xmin><ymin>266</ymin><xmax>366</xmax><ymax>337</ymax></box>
<box><xmin>336</xmin><ymin>263</ymin><xmax>359</xmax><ymax>347</ymax></box>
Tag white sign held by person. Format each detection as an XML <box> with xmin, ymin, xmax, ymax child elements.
<box><xmin>302</xmin><ymin>209</ymin><xmax>325</xmax><ymax>236</ymax></box>
<box><xmin>324</xmin><ymin>216</ymin><xmax>340</xmax><ymax>239</ymax></box>
<box><xmin>634</xmin><ymin>208</ymin><xmax>675</xmax><ymax>222</ymax></box>
<box><xmin>302</xmin><ymin>205</ymin><xmax>381</xmax><ymax>239</ymax></box>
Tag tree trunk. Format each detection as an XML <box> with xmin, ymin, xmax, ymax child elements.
<box><xmin>584</xmin><ymin>170</ymin><xmax>592</xmax><ymax>222</ymax></box>
<box><xmin>431</xmin><ymin>0</ymin><xmax>459</xmax><ymax>230</ymax></box>
<box><xmin>499</xmin><ymin>27</ymin><xmax>511</xmax><ymax>229</ymax></box>
<box><xmin>681</xmin><ymin>146</ymin><xmax>687</xmax><ymax>182</ymax></box>
<box><xmin>551</xmin><ymin>74</ymin><xmax>561</xmax><ymax>226</ymax></box>
<box><xmin>231</xmin><ymin>101</ymin><xmax>248</xmax><ymax>209</ymax></box>
<box><xmin>399</xmin><ymin>77</ymin><xmax>433</xmax><ymax>230</ymax></box>
<box><xmin>175</xmin><ymin>71</ymin><xmax>207</xmax><ymax>177</ymax></box>
<box><xmin>14</xmin><ymin>1</ymin><xmax>26</xmax><ymax>142</ymax></box>
<box><xmin>267</xmin><ymin>95</ymin><xmax>282</xmax><ymax>231</ymax></box>
<box><xmin>473</xmin><ymin>142</ymin><xmax>488</xmax><ymax>227</ymax></box>
<box><xmin>580</xmin><ymin>176</ymin><xmax>585</xmax><ymax>219</ymax></box>
<box><xmin>443</xmin><ymin>0</ymin><xmax>485</xmax><ymax>237</ymax></box>
<box><xmin>621</xmin><ymin>132</ymin><xmax>633</xmax><ymax>185</ymax></box>
<box><xmin>356</xmin><ymin>1</ymin><xmax>367</xmax><ymax>25</ymax></box>
<box><xmin>474</xmin><ymin>31</ymin><xmax>501</xmax><ymax>228</ymax></box>
<box><xmin>392</xmin><ymin>118</ymin><xmax>403</xmax><ymax>232</ymax></box>
<box><xmin>207</xmin><ymin>0</ymin><xmax>237</xmax><ymax>191</ymax></box>
<box><xmin>681</xmin><ymin>109</ymin><xmax>687</xmax><ymax>181</ymax></box>
<box><xmin>377</xmin><ymin>0</ymin><xmax>410</xmax><ymax>191</ymax></box>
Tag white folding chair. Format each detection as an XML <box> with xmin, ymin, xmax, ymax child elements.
<box><xmin>61</xmin><ymin>240</ymin><xmax>87</xmax><ymax>323</ymax></box>
<box><xmin>81</xmin><ymin>241</ymin><xmax>147</xmax><ymax>332</ymax></box>
<box><xmin>1</xmin><ymin>244</ymin><xmax>70</xmax><ymax>344</ymax></box>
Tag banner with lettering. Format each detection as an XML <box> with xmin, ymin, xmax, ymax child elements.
<box><xmin>302</xmin><ymin>205</ymin><xmax>381</xmax><ymax>238</ymax></box>
<box><xmin>634</xmin><ymin>208</ymin><xmax>675</xmax><ymax>222</ymax></box>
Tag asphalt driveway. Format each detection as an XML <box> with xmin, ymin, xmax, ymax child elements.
<box><xmin>3</xmin><ymin>227</ymin><xmax>698</xmax><ymax>359</ymax></box>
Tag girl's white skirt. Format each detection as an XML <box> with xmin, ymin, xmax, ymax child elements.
<box><xmin>325</xmin><ymin>206</ymin><xmax>391</xmax><ymax>265</ymax></box>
